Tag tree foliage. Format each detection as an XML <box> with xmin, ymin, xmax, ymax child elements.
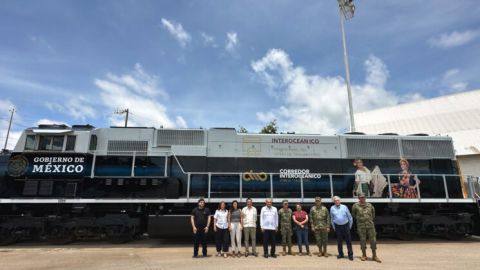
<box><xmin>237</xmin><ymin>126</ymin><xmax>248</xmax><ymax>133</ymax></box>
<box><xmin>260</xmin><ymin>119</ymin><xmax>278</xmax><ymax>134</ymax></box>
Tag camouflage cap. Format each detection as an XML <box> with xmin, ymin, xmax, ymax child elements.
<box><xmin>314</xmin><ymin>196</ymin><xmax>322</xmax><ymax>201</ymax></box>
<box><xmin>282</xmin><ymin>199</ymin><xmax>289</xmax><ymax>204</ymax></box>
<box><xmin>358</xmin><ymin>192</ymin><xmax>366</xmax><ymax>198</ymax></box>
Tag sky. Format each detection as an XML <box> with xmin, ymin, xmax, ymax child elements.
<box><xmin>1</xmin><ymin>0</ymin><xmax>479</xmax><ymax>149</ymax></box>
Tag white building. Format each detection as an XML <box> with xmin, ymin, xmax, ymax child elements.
<box><xmin>355</xmin><ymin>89</ymin><xmax>480</xmax><ymax>176</ymax></box>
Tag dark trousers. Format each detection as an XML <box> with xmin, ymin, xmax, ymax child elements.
<box><xmin>193</xmin><ymin>227</ymin><xmax>207</xmax><ymax>256</ymax></box>
<box><xmin>295</xmin><ymin>227</ymin><xmax>310</xmax><ymax>253</ymax></box>
<box><xmin>215</xmin><ymin>228</ymin><xmax>229</xmax><ymax>253</ymax></box>
<box><xmin>335</xmin><ymin>223</ymin><xmax>353</xmax><ymax>257</ymax></box>
<box><xmin>263</xmin><ymin>229</ymin><xmax>276</xmax><ymax>255</ymax></box>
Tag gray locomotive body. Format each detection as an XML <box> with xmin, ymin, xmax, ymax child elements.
<box><xmin>0</xmin><ymin>124</ymin><xmax>478</xmax><ymax>244</ymax></box>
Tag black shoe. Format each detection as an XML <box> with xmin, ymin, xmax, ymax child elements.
<box><xmin>337</xmin><ymin>255</ymin><xmax>344</xmax><ymax>259</ymax></box>
<box><xmin>202</xmin><ymin>254</ymin><xmax>208</xmax><ymax>258</ymax></box>
<box><xmin>192</xmin><ymin>255</ymin><xmax>198</xmax><ymax>258</ymax></box>
<box><xmin>253</xmin><ymin>253</ymin><xmax>258</xmax><ymax>257</ymax></box>
<box><xmin>348</xmin><ymin>256</ymin><xmax>354</xmax><ymax>261</ymax></box>
<box><xmin>271</xmin><ymin>254</ymin><xmax>277</xmax><ymax>258</ymax></box>
<box><xmin>245</xmin><ymin>253</ymin><xmax>249</xmax><ymax>257</ymax></box>
<box><xmin>263</xmin><ymin>254</ymin><xmax>268</xmax><ymax>258</ymax></box>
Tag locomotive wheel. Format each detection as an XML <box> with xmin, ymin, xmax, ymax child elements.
<box><xmin>445</xmin><ymin>232</ymin><xmax>465</xmax><ymax>241</ymax></box>
<box><xmin>446</xmin><ymin>225</ymin><xmax>466</xmax><ymax>240</ymax></box>
<box><xmin>397</xmin><ymin>225</ymin><xmax>416</xmax><ymax>241</ymax></box>
<box><xmin>0</xmin><ymin>227</ymin><xmax>18</xmax><ymax>246</ymax></box>
<box><xmin>397</xmin><ymin>232</ymin><xmax>415</xmax><ymax>241</ymax></box>
<box><xmin>46</xmin><ymin>226</ymin><xmax>76</xmax><ymax>245</ymax></box>
<box><xmin>105</xmin><ymin>225</ymin><xmax>134</xmax><ymax>244</ymax></box>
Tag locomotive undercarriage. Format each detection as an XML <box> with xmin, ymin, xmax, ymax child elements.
<box><xmin>0</xmin><ymin>202</ymin><xmax>477</xmax><ymax>246</ymax></box>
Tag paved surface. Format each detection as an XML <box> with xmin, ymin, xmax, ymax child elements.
<box><xmin>1</xmin><ymin>237</ymin><xmax>480</xmax><ymax>270</ymax></box>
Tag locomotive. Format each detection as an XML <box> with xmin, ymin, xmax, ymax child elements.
<box><xmin>0</xmin><ymin>124</ymin><xmax>479</xmax><ymax>245</ymax></box>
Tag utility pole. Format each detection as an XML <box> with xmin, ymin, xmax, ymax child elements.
<box><xmin>337</xmin><ymin>0</ymin><xmax>356</xmax><ymax>132</ymax></box>
<box><xmin>3</xmin><ymin>108</ymin><xmax>15</xmax><ymax>151</ymax></box>
<box><xmin>114</xmin><ymin>108</ymin><xmax>129</xmax><ymax>127</ymax></box>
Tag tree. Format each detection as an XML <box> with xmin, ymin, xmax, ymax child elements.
<box><xmin>260</xmin><ymin>119</ymin><xmax>278</xmax><ymax>134</ymax></box>
<box><xmin>237</xmin><ymin>126</ymin><xmax>248</xmax><ymax>133</ymax></box>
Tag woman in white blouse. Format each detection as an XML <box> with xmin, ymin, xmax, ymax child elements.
<box><xmin>353</xmin><ymin>159</ymin><xmax>372</xmax><ymax>197</ymax></box>
<box><xmin>214</xmin><ymin>201</ymin><xmax>230</xmax><ymax>258</ymax></box>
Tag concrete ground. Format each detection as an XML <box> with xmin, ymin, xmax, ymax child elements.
<box><xmin>1</xmin><ymin>237</ymin><xmax>480</xmax><ymax>270</ymax></box>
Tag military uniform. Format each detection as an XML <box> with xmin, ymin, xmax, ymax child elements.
<box><xmin>352</xmin><ymin>200</ymin><xmax>381</xmax><ymax>262</ymax></box>
<box><xmin>278</xmin><ymin>207</ymin><xmax>293</xmax><ymax>255</ymax></box>
<box><xmin>309</xmin><ymin>205</ymin><xmax>330</xmax><ymax>256</ymax></box>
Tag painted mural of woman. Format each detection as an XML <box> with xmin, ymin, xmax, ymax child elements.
<box><xmin>353</xmin><ymin>159</ymin><xmax>372</xmax><ymax>197</ymax></box>
<box><xmin>391</xmin><ymin>159</ymin><xmax>421</xmax><ymax>198</ymax></box>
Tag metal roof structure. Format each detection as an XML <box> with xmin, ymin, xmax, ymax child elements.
<box><xmin>355</xmin><ymin>89</ymin><xmax>480</xmax><ymax>156</ymax></box>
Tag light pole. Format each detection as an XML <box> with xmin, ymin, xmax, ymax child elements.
<box><xmin>114</xmin><ymin>108</ymin><xmax>129</xmax><ymax>127</ymax></box>
<box><xmin>338</xmin><ymin>0</ymin><xmax>356</xmax><ymax>132</ymax></box>
<box><xmin>3</xmin><ymin>108</ymin><xmax>15</xmax><ymax>151</ymax></box>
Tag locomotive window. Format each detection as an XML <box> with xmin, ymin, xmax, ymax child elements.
<box><xmin>52</xmin><ymin>136</ymin><xmax>64</xmax><ymax>151</ymax></box>
<box><xmin>190</xmin><ymin>174</ymin><xmax>208</xmax><ymax>197</ymax></box>
<box><xmin>272</xmin><ymin>175</ymin><xmax>301</xmax><ymax>198</ymax></box>
<box><xmin>134</xmin><ymin>157</ymin><xmax>165</xmax><ymax>176</ymax></box>
<box><xmin>89</xmin><ymin>135</ymin><xmax>97</xmax><ymax>151</ymax></box>
<box><xmin>303</xmin><ymin>177</ymin><xmax>332</xmax><ymax>199</ymax></box>
<box><xmin>65</xmin><ymin>135</ymin><xmax>76</xmax><ymax>151</ymax></box>
<box><xmin>210</xmin><ymin>175</ymin><xmax>240</xmax><ymax>198</ymax></box>
<box><xmin>38</xmin><ymin>135</ymin><xmax>64</xmax><ymax>151</ymax></box>
<box><xmin>24</xmin><ymin>135</ymin><xmax>35</xmax><ymax>150</ymax></box>
<box><xmin>94</xmin><ymin>156</ymin><xmax>133</xmax><ymax>176</ymax></box>
<box><xmin>332</xmin><ymin>174</ymin><xmax>354</xmax><ymax>198</ymax></box>
<box><xmin>242</xmin><ymin>173</ymin><xmax>270</xmax><ymax>198</ymax></box>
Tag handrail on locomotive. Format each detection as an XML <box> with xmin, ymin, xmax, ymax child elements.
<box><xmin>86</xmin><ymin>149</ymin><xmax>480</xmax><ymax>204</ymax></box>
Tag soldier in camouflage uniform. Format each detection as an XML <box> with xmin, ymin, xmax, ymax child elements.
<box><xmin>309</xmin><ymin>196</ymin><xmax>330</xmax><ymax>257</ymax></box>
<box><xmin>352</xmin><ymin>193</ymin><xmax>381</xmax><ymax>263</ymax></box>
<box><xmin>278</xmin><ymin>200</ymin><xmax>293</xmax><ymax>255</ymax></box>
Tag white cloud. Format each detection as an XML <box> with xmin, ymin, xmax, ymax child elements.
<box><xmin>36</xmin><ymin>118</ymin><xmax>67</xmax><ymax>126</ymax></box>
<box><xmin>225</xmin><ymin>32</ymin><xmax>238</xmax><ymax>53</ymax></box>
<box><xmin>0</xmin><ymin>99</ymin><xmax>15</xmax><ymax>112</ymax></box>
<box><xmin>252</xmin><ymin>49</ymin><xmax>402</xmax><ymax>134</ymax></box>
<box><xmin>161</xmin><ymin>18</ymin><xmax>191</xmax><ymax>47</ymax></box>
<box><xmin>175</xmin><ymin>116</ymin><xmax>187</xmax><ymax>128</ymax></box>
<box><xmin>441</xmin><ymin>68</ymin><xmax>468</xmax><ymax>93</ymax></box>
<box><xmin>429</xmin><ymin>29</ymin><xmax>480</xmax><ymax>48</ymax></box>
<box><xmin>45</xmin><ymin>96</ymin><xmax>96</xmax><ymax>121</ymax></box>
<box><xmin>400</xmin><ymin>93</ymin><xmax>424</xmax><ymax>103</ymax></box>
<box><xmin>200</xmin><ymin>32</ymin><xmax>217</xmax><ymax>47</ymax></box>
<box><xmin>450</xmin><ymin>82</ymin><xmax>468</xmax><ymax>92</ymax></box>
<box><xmin>0</xmin><ymin>100</ymin><xmax>21</xmax><ymax>150</ymax></box>
<box><xmin>94</xmin><ymin>63</ymin><xmax>185</xmax><ymax>128</ymax></box>
<box><xmin>443</xmin><ymin>68</ymin><xmax>459</xmax><ymax>78</ymax></box>
<box><xmin>365</xmin><ymin>55</ymin><xmax>389</xmax><ymax>88</ymax></box>
<box><xmin>106</xmin><ymin>63</ymin><xmax>167</xmax><ymax>98</ymax></box>
<box><xmin>29</xmin><ymin>35</ymin><xmax>55</xmax><ymax>53</ymax></box>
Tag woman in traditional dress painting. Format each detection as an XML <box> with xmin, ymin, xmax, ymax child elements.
<box><xmin>353</xmin><ymin>159</ymin><xmax>372</xmax><ymax>197</ymax></box>
<box><xmin>391</xmin><ymin>159</ymin><xmax>421</xmax><ymax>198</ymax></box>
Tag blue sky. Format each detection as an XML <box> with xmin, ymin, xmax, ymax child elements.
<box><xmin>1</xmin><ymin>0</ymin><xmax>479</xmax><ymax>148</ymax></box>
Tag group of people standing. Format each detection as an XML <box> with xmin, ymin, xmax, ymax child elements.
<box><xmin>190</xmin><ymin>194</ymin><xmax>381</xmax><ymax>263</ymax></box>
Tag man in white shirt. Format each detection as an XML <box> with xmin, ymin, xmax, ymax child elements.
<box><xmin>260</xmin><ymin>198</ymin><xmax>278</xmax><ymax>258</ymax></box>
<box><xmin>241</xmin><ymin>198</ymin><xmax>258</xmax><ymax>257</ymax></box>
